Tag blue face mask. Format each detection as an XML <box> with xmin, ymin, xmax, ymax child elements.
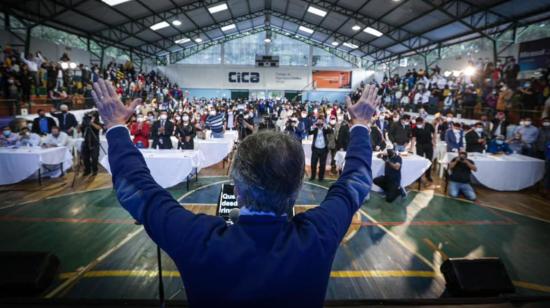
<box><xmin>496</xmin><ymin>140</ymin><xmax>504</xmax><ymax>145</ymax></box>
<box><xmin>3</xmin><ymin>130</ymin><xmax>11</xmax><ymax>137</ymax></box>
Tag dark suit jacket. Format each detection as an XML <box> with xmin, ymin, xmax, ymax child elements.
<box><xmin>445</xmin><ymin>129</ymin><xmax>464</xmax><ymax>152</ymax></box>
<box><xmin>50</xmin><ymin>111</ymin><xmax>78</xmax><ymax>133</ymax></box>
<box><xmin>309</xmin><ymin>126</ymin><xmax>333</xmax><ymax>150</ymax></box>
<box><xmin>465</xmin><ymin>130</ymin><xmax>487</xmax><ymax>153</ymax></box>
<box><xmin>31</xmin><ymin>116</ymin><xmax>56</xmax><ymax>135</ymax></box>
<box><xmin>106</xmin><ymin>125</ymin><xmax>373</xmax><ymax>307</ymax></box>
<box><xmin>491</xmin><ymin>119</ymin><xmax>508</xmax><ymax>137</ymax></box>
<box><xmin>151</xmin><ymin>120</ymin><xmax>174</xmax><ymax>149</ymax></box>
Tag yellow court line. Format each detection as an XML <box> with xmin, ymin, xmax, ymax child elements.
<box><xmin>512</xmin><ymin>281</ymin><xmax>550</xmax><ymax>293</ymax></box>
<box><xmin>330</xmin><ymin>270</ymin><xmax>436</xmax><ymax>278</ymax></box>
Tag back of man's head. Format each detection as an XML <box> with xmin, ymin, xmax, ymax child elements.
<box><xmin>231</xmin><ymin>131</ymin><xmax>305</xmax><ymax>216</ymax></box>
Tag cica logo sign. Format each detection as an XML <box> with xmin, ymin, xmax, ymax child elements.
<box><xmin>228</xmin><ymin>72</ymin><xmax>260</xmax><ymax>83</ymax></box>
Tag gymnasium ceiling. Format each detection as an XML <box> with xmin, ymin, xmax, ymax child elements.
<box><xmin>3</xmin><ymin>0</ymin><xmax>550</xmax><ymax>63</ymax></box>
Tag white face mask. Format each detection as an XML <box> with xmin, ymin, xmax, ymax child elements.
<box><xmin>148</xmin><ymin>116</ymin><xmax>155</xmax><ymax>121</ymax></box>
<box><xmin>446</xmin><ymin>117</ymin><xmax>452</xmax><ymax>122</ymax></box>
<box><xmin>329</xmin><ymin>120</ymin><xmax>336</xmax><ymax>125</ymax></box>
<box><xmin>160</xmin><ymin>115</ymin><xmax>168</xmax><ymax>120</ymax></box>
<box><xmin>182</xmin><ymin>116</ymin><xmax>190</xmax><ymax>122</ymax></box>
<box><xmin>453</xmin><ymin>129</ymin><xmax>460</xmax><ymax>133</ymax></box>
<box><xmin>475</xmin><ymin>127</ymin><xmax>483</xmax><ymax>133</ymax></box>
<box><xmin>543</xmin><ymin>122</ymin><xmax>550</xmax><ymax>127</ymax></box>
<box><xmin>175</xmin><ymin>116</ymin><xmax>181</xmax><ymax>121</ymax></box>
<box><xmin>137</xmin><ymin>117</ymin><xmax>144</xmax><ymax>123</ymax></box>
<box><xmin>337</xmin><ymin>116</ymin><xmax>344</xmax><ymax>122</ymax></box>
<box><xmin>416</xmin><ymin>124</ymin><xmax>424</xmax><ymax>129</ymax></box>
<box><xmin>209</xmin><ymin>110</ymin><xmax>216</xmax><ymax>116</ymax></box>
<box><xmin>524</xmin><ymin>121</ymin><xmax>531</xmax><ymax>126</ymax></box>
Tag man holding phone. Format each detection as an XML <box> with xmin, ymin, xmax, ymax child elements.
<box><xmin>309</xmin><ymin>117</ymin><xmax>333</xmax><ymax>181</ymax></box>
<box><xmin>448</xmin><ymin>150</ymin><xmax>477</xmax><ymax>201</ymax></box>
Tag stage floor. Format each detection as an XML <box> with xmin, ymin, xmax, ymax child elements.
<box><xmin>1</xmin><ymin>176</ymin><xmax>550</xmax><ymax>300</ymax></box>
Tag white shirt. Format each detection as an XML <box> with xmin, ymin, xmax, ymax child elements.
<box><xmin>314</xmin><ymin>128</ymin><xmax>326</xmax><ymax>149</ymax></box>
<box><xmin>43</xmin><ymin>132</ymin><xmax>69</xmax><ymax>147</ymax></box>
<box><xmin>421</xmin><ymin>91</ymin><xmax>431</xmax><ymax>104</ymax></box>
<box><xmin>17</xmin><ymin>133</ymin><xmax>41</xmax><ymax>147</ymax></box>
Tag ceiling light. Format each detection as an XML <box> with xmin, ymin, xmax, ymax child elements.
<box><xmin>195</xmin><ymin>38</ymin><xmax>203</xmax><ymax>43</ymax></box>
<box><xmin>343</xmin><ymin>42</ymin><xmax>358</xmax><ymax>49</ymax></box>
<box><xmin>175</xmin><ymin>38</ymin><xmax>190</xmax><ymax>44</ymax></box>
<box><xmin>352</xmin><ymin>25</ymin><xmax>361</xmax><ymax>31</ymax></box>
<box><xmin>208</xmin><ymin>3</ymin><xmax>228</xmax><ymax>14</ymax></box>
<box><xmin>101</xmin><ymin>0</ymin><xmax>132</xmax><ymax>6</ymax></box>
<box><xmin>221</xmin><ymin>24</ymin><xmax>236</xmax><ymax>32</ymax></box>
<box><xmin>150</xmin><ymin>21</ymin><xmax>170</xmax><ymax>31</ymax></box>
<box><xmin>172</xmin><ymin>20</ymin><xmax>182</xmax><ymax>26</ymax></box>
<box><xmin>307</xmin><ymin>6</ymin><xmax>327</xmax><ymax>17</ymax></box>
<box><xmin>298</xmin><ymin>25</ymin><xmax>314</xmax><ymax>34</ymax></box>
<box><xmin>331</xmin><ymin>41</ymin><xmax>339</xmax><ymax>46</ymax></box>
<box><xmin>264</xmin><ymin>38</ymin><xmax>271</xmax><ymax>43</ymax></box>
<box><xmin>363</xmin><ymin>27</ymin><xmax>383</xmax><ymax>37</ymax></box>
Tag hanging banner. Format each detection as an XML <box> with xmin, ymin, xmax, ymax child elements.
<box><xmin>312</xmin><ymin>71</ymin><xmax>352</xmax><ymax>89</ymax></box>
<box><xmin>518</xmin><ymin>38</ymin><xmax>550</xmax><ymax>78</ymax></box>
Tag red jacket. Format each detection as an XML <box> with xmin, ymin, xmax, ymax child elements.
<box><xmin>130</xmin><ymin>122</ymin><xmax>150</xmax><ymax>148</ymax></box>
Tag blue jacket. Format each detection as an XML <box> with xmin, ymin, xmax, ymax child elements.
<box><xmin>445</xmin><ymin>129</ymin><xmax>464</xmax><ymax>152</ymax></box>
<box><xmin>106</xmin><ymin>125</ymin><xmax>372</xmax><ymax>307</ymax></box>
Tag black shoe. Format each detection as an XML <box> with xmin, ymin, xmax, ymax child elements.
<box><xmin>82</xmin><ymin>171</ymin><xmax>91</xmax><ymax>176</ymax></box>
<box><xmin>309</xmin><ymin>177</ymin><xmax>315</xmax><ymax>181</ymax></box>
<box><xmin>319</xmin><ymin>177</ymin><xmax>324</xmax><ymax>181</ymax></box>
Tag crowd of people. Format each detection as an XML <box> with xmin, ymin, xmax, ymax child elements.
<box><xmin>1</xmin><ymin>48</ymin><xmax>549</xmax><ymax>199</ymax></box>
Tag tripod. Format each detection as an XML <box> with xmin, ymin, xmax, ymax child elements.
<box><xmin>71</xmin><ymin>123</ymin><xmax>107</xmax><ymax>188</ymax></box>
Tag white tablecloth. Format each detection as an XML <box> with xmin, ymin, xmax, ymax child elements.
<box><xmin>302</xmin><ymin>140</ymin><xmax>332</xmax><ymax>166</ymax></box>
<box><xmin>441</xmin><ymin>152</ymin><xmax>545</xmax><ymax>191</ymax></box>
<box><xmin>101</xmin><ymin>149</ymin><xmax>203</xmax><ymax>188</ymax></box>
<box><xmin>406</xmin><ymin>112</ymin><xmax>478</xmax><ymax>125</ymax></box>
<box><xmin>19</xmin><ymin>108</ymin><xmax>95</xmax><ymax>125</ymax></box>
<box><xmin>176</xmin><ymin>131</ymin><xmax>237</xmax><ymax>168</ymax></box>
<box><xmin>335</xmin><ymin>151</ymin><xmax>431</xmax><ymax>191</ymax></box>
<box><xmin>0</xmin><ymin>146</ymin><xmax>72</xmax><ymax>185</ymax></box>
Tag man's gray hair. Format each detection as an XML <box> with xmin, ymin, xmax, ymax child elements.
<box><xmin>230</xmin><ymin>131</ymin><xmax>305</xmax><ymax>216</ymax></box>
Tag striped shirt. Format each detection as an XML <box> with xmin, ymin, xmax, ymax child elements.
<box><xmin>205</xmin><ymin>113</ymin><xmax>225</xmax><ymax>134</ymax></box>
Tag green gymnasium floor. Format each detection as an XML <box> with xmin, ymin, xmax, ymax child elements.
<box><xmin>1</xmin><ymin>176</ymin><xmax>550</xmax><ymax>301</ymax></box>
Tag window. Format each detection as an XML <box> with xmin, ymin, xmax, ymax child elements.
<box><xmin>178</xmin><ymin>45</ymin><xmax>221</xmax><ymax>65</ymax></box>
<box><xmin>312</xmin><ymin>47</ymin><xmax>353</xmax><ymax>67</ymax></box>
<box><xmin>224</xmin><ymin>32</ymin><xmax>264</xmax><ymax>65</ymax></box>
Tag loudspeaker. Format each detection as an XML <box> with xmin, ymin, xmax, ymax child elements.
<box><xmin>440</xmin><ymin>257</ymin><xmax>515</xmax><ymax>297</ymax></box>
<box><xmin>0</xmin><ymin>251</ymin><xmax>60</xmax><ymax>297</ymax></box>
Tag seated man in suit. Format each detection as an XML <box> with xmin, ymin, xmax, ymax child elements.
<box><xmin>50</xmin><ymin>104</ymin><xmax>78</xmax><ymax>135</ymax></box>
<box><xmin>151</xmin><ymin>110</ymin><xmax>174</xmax><ymax>149</ymax></box>
<box><xmin>91</xmin><ymin>79</ymin><xmax>378</xmax><ymax>307</ymax></box>
<box><xmin>32</xmin><ymin>109</ymin><xmax>56</xmax><ymax>136</ymax></box>
<box><xmin>465</xmin><ymin>122</ymin><xmax>488</xmax><ymax>153</ymax></box>
<box><xmin>487</xmin><ymin>135</ymin><xmax>513</xmax><ymax>154</ymax></box>
<box><xmin>445</xmin><ymin>122</ymin><xmax>464</xmax><ymax>152</ymax></box>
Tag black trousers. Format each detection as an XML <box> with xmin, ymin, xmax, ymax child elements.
<box><xmin>82</xmin><ymin>145</ymin><xmax>100</xmax><ymax>173</ymax></box>
<box><xmin>373</xmin><ymin>176</ymin><xmax>400</xmax><ymax>202</ymax></box>
<box><xmin>416</xmin><ymin>143</ymin><xmax>434</xmax><ymax>179</ymax></box>
<box><xmin>329</xmin><ymin>148</ymin><xmax>337</xmax><ymax>170</ymax></box>
<box><xmin>310</xmin><ymin>146</ymin><xmax>328</xmax><ymax>180</ymax></box>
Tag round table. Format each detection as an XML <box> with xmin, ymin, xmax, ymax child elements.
<box><xmin>335</xmin><ymin>151</ymin><xmax>431</xmax><ymax>191</ymax></box>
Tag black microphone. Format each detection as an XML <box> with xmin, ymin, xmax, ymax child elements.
<box><xmin>229</xmin><ymin>208</ymin><xmax>240</xmax><ymax>224</ymax></box>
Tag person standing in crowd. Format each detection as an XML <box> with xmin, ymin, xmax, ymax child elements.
<box><xmin>19</xmin><ymin>64</ymin><xmax>33</xmax><ymax>103</ymax></box>
<box><xmin>412</xmin><ymin>117</ymin><xmax>435</xmax><ymax>182</ymax></box>
<box><xmin>461</xmin><ymin>86</ymin><xmax>477</xmax><ymax>119</ymax></box>
<box><xmin>445</xmin><ymin>122</ymin><xmax>464</xmax><ymax>152</ymax></box>
<box><xmin>205</xmin><ymin>107</ymin><xmax>225</xmax><ymax>138</ymax></box>
<box><xmin>487</xmin><ymin>135</ymin><xmax>512</xmax><ymax>154</ymax></box>
<box><xmin>226</xmin><ymin>107</ymin><xmax>235</xmax><ymax>131</ymax></box>
<box><xmin>80</xmin><ymin>111</ymin><xmax>103</xmax><ymax>176</ymax></box>
<box><xmin>50</xmin><ymin>104</ymin><xmax>78</xmax><ymax>135</ymax></box>
<box><xmin>0</xmin><ymin>126</ymin><xmax>19</xmax><ymax>147</ymax></box>
<box><xmin>309</xmin><ymin>117</ymin><xmax>332</xmax><ymax>181</ymax></box>
<box><xmin>43</xmin><ymin>126</ymin><xmax>69</xmax><ymax>147</ymax></box>
<box><xmin>373</xmin><ymin>146</ymin><xmax>406</xmax><ymax>202</ymax></box>
<box><xmin>370</xmin><ymin>119</ymin><xmax>386</xmax><ymax>152</ymax></box>
<box><xmin>491</xmin><ymin>111</ymin><xmax>508</xmax><ymax>138</ymax></box>
<box><xmin>439</xmin><ymin>112</ymin><xmax>454</xmax><ymax>141</ymax></box>
<box><xmin>514</xmin><ymin>117</ymin><xmax>539</xmax><ymax>157</ymax></box>
<box><xmin>177</xmin><ymin>114</ymin><xmax>196</xmax><ymax>150</ymax></box>
<box><xmin>17</xmin><ymin>126</ymin><xmax>41</xmax><ymax>147</ymax></box>
<box><xmin>32</xmin><ymin>109</ymin><xmax>56</xmax><ymax>136</ymax></box>
<box><xmin>388</xmin><ymin>115</ymin><xmax>412</xmax><ymax>152</ymax></box>
<box><xmin>479</xmin><ymin>114</ymin><xmax>492</xmax><ymax>137</ymax></box>
<box><xmin>327</xmin><ymin>115</ymin><xmax>339</xmax><ymax>174</ymax></box>
<box><xmin>537</xmin><ymin>118</ymin><xmax>550</xmax><ymax>197</ymax></box>
<box><xmin>151</xmin><ymin>111</ymin><xmax>174</xmax><ymax>149</ymax></box>
<box><xmin>20</xmin><ymin>51</ymin><xmax>44</xmax><ymax>95</ymax></box>
<box><xmin>465</xmin><ymin>122</ymin><xmax>488</xmax><ymax>153</ymax></box>
<box><xmin>284</xmin><ymin>116</ymin><xmax>303</xmax><ymax>142</ymax></box>
<box><xmin>337</xmin><ymin>114</ymin><xmax>350</xmax><ymax>151</ymax></box>
<box><xmin>130</xmin><ymin>114</ymin><xmax>150</xmax><ymax>148</ymax></box>
<box><xmin>448</xmin><ymin>150</ymin><xmax>477</xmax><ymax>201</ymax></box>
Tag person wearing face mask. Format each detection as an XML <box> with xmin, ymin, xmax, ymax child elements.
<box><xmin>284</xmin><ymin>116</ymin><xmax>304</xmax><ymax>143</ymax></box>
<box><xmin>226</xmin><ymin>107</ymin><xmax>235</xmax><ymax>131</ymax></box>
<box><xmin>151</xmin><ymin>111</ymin><xmax>174</xmax><ymax>149</ymax></box>
<box><xmin>17</xmin><ymin>126</ymin><xmax>41</xmax><ymax>147</ymax></box>
<box><xmin>438</xmin><ymin>112</ymin><xmax>454</xmax><ymax>141</ymax></box>
<box><xmin>205</xmin><ymin>107</ymin><xmax>226</xmax><ymax>138</ymax></box>
<box><xmin>130</xmin><ymin>115</ymin><xmax>150</xmax><ymax>148</ymax></box>
<box><xmin>326</xmin><ymin>116</ymin><xmax>340</xmax><ymax>174</ymax></box>
<box><xmin>43</xmin><ymin>125</ymin><xmax>69</xmax><ymax>147</ymax></box>
<box><xmin>513</xmin><ymin>117</ymin><xmax>539</xmax><ymax>157</ymax></box>
<box><xmin>309</xmin><ymin>117</ymin><xmax>333</xmax><ymax>181</ymax></box>
<box><xmin>177</xmin><ymin>114</ymin><xmax>196</xmax><ymax>150</ymax></box>
<box><xmin>445</xmin><ymin>122</ymin><xmax>464</xmax><ymax>152</ymax></box>
<box><xmin>374</xmin><ymin>145</ymin><xmax>406</xmax><ymax>202</ymax></box>
<box><xmin>50</xmin><ymin>104</ymin><xmax>78</xmax><ymax>135</ymax></box>
<box><xmin>536</xmin><ymin>118</ymin><xmax>550</xmax><ymax>196</ymax></box>
<box><xmin>0</xmin><ymin>126</ymin><xmax>19</xmax><ymax>147</ymax></box>
<box><xmin>32</xmin><ymin>109</ymin><xmax>56</xmax><ymax>136</ymax></box>
<box><xmin>412</xmin><ymin>117</ymin><xmax>436</xmax><ymax>181</ymax></box>
<box><xmin>370</xmin><ymin>117</ymin><xmax>386</xmax><ymax>152</ymax></box>
<box><xmin>487</xmin><ymin>135</ymin><xmax>512</xmax><ymax>155</ymax></box>
<box><xmin>448</xmin><ymin>150</ymin><xmax>477</xmax><ymax>201</ymax></box>
<box><xmin>491</xmin><ymin>111</ymin><xmax>508</xmax><ymax>138</ymax></box>
<box><xmin>298</xmin><ymin>110</ymin><xmax>313</xmax><ymax>139</ymax></box>
<box><xmin>388</xmin><ymin>115</ymin><xmax>412</xmax><ymax>153</ymax></box>
<box><xmin>337</xmin><ymin>114</ymin><xmax>350</xmax><ymax>151</ymax></box>
<box><xmin>465</xmin><ymin>122</ymin><xmax>488</xmax><ymax>153</ymax></box>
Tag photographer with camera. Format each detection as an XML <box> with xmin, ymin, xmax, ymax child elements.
<box><xmin>284</xmin><ymin>115</ymin><xmax>304</xmax><ymax>143</ymax></box>
<box><xmin>448</xmin><ymin>150</ymin><xmax>477</xmax><ymax>201</ymax></box>
<box><xmin>80</xmin><ymin>111</ymin><xmax>104</xmax><ymax>176</ymax></box>
<box><xmin>236</xmin><ymin>108</ymin><xmax>255</xmax><ymax>140</ymax></box>
<box><xmin>373</xmin><ymin>145</ymin><xmax>406</xmax><ymax>202</ymax></box>
<box><xmin>309</xmin><ymin>117</ymin><xmax>333</xmax><ymax>181</ymax></box>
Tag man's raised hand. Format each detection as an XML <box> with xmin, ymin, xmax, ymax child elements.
<box><xmin>345</xmin><ymin>84</ymin><xmax>381</xmax><ymax>126</ymax></box>
<box><xmin>91</xmin><ymin>78</ymin><xmax>141</xmax><ymax>129</ymax></box>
